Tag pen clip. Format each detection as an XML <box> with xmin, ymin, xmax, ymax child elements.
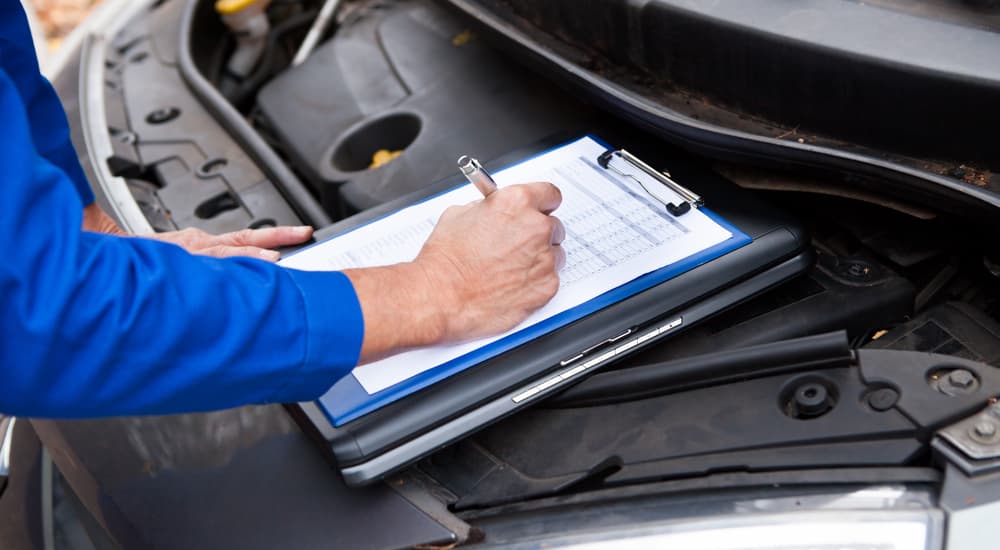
<box><xmin>598</xmin><ymin>149</ymin><xmax>703</xmax><ymax>215</ymax></box>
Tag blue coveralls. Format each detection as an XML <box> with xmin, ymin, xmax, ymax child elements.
<box><xmin>0</xmin><ymin>4</ymin><xmax>363</xmax><ymax>417</ymax></box>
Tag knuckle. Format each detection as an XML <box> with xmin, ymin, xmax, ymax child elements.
<box><xmin>231</xmin><ymin>247</ymin><xmax>255</xmax><ymax>258</ymax></box>
<box><xmin>502</xmin><ymin>185</ymin><xmax>531</xmax><ymax>205</ymax></box>
<box><xmin>542</xmin><ymin>275</ymin><xmax>560</xmax><ymax>298</ymax></box>
<box><xmin>534</xmin><ymin>216</ymin><xmax>555</xmax><ymax>237</ymax></box>
<box><xmin>544</xmin><ymin>182</ymin><xmax>562</xmax><ymax>202</ymax></box>
<box><xmin>539</xmin><ymin>250</ymin><xmax>558</xmax><ymax>272</ymax></box>
<box><xmin>438</xmin><ymin>205</ymin><xmax>464</xmax><ymax>224</ymax></box>
<box><xmin>554</xmin><ymin>245</ymin><xmax>567</xmax><ymax>269</ymax></box>
<box><xmin>553</xmin><ymin>218</ymin><xmax>566</xmax><ymax>242</ymax></box>
<box><xmin>202</xmin><ymin>246</ymin><xmax>225</xmax><ymax>258</ymax></box>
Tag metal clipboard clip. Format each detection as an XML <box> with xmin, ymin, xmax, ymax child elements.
<box><xmin>597</xmin><ymin>148</ymin><xmax>704</xmax><ymax>216</ymax></box>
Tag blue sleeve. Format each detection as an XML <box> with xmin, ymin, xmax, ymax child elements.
<box><xmin>0</xmin><ymin>67</ymin><xmax>364</xmax><ymax>418</ymax></box>
<box><xmin>1</xmin><ymin>4</ymin><xmax>95</xmax><ymax>205</ymax></box>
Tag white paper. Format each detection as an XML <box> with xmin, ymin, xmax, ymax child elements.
<box><xmin>280</xmin><ymin>136</ymin><xmax>733</xmax><ymax>394</ymax></box>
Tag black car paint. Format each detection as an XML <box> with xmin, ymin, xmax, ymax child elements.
<box><xmin>30</xmin><ymin>411</ymin><xmax>454</xmax><ymax>549</ymax></box>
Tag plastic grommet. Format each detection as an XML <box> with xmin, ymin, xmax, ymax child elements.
<box><xmin>146</xmin><ymin>107</ymin><xmax>181</xmax><ymax>125</ymax></box>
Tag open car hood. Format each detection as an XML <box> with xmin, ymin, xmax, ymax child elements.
<box><xmin>441</xmin><ymin>0</ymin><xmax>1000</xmax><ymax>225</ymax></box>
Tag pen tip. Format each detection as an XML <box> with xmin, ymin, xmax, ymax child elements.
<box><xmin>457</xmin><ymin>155</ymin><xmax>471</xmax><ymax>166</ymax></box>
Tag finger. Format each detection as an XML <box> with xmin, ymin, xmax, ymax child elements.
<box><xmin>513</xmin><ymin>182</ymin><xmax>563</xmax><ymax>214</ymax></box>
<box><xmin>549</xmin><ymin>216</ymin><xmax>566</xmax><ymax>245</ymax></box>
<box><xmin>200</xmin><ymin>245</ymin><xmax>281</xmax><ymax>262</ymax></box>
<box><xmin>219</xmin><ymin>226</ymin><xmax>313</xmax><ymax>248</ymax></box>
<box><xmin>144</xmin><ymin>227</ymin><xmax>211</xmax><ymax>249</ymax></box>
<box><xmin>553</xmin><ymin>245</ymin><xmax>566</xmax><ymax>271</ymax></box>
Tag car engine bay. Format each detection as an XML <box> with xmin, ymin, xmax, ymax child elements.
<box><xmin>58</xmin><ymin>0</ymin><xmax>1000</xmax><ymax>543</ymax></box>
<box><xmin>121</xmin><ymin>0</ymin><xmax>1000</xmax><ymax>362</ymax></box>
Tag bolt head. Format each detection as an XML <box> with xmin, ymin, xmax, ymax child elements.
<box><xmin>840</xmin><ymin>261</ymin><xmax>874</xmax><ymax>281</ymax></box>
<box><xmin>947</xmin><ymin>369</ymin><xmax>976</xmax><ymax>389</ymax></box>
<box><xmin>866</xmin><ymin>388</ymin><xmax>899</xmax><ymax>412</ymax></box>
<box><xmin>973</xmin><ymin>421</ymin><xmax>997</xmax><ymax>439</ymax></box>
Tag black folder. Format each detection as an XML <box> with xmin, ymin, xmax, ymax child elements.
<box><xmin>289</xmin><ymin>136</ymin><xmax>811</xmax><ymax>486</ymax></box>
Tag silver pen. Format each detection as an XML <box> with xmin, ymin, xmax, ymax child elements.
<box><xmin>457</xmin><ymin>155</ymin><xmax>498</xmax><ymax>197</ymax></box>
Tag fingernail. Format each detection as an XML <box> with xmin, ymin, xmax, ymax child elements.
<box><xmin>260</xmin><ymin>250</ymin><xmax>280</xmax><ymax>261</ymax></box>
<box><xmin>294</xmin><ymin>226</ymin><xmax>312</xmax><ymax>236</ymax></box>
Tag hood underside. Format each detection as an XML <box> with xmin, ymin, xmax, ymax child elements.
<box><xmin>440</xmin><ymin>0</ymin><xmax>1000</xmax><ymax>223</ymax></box>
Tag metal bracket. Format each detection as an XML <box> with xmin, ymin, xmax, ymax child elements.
<box><xmin>932</xmin><ymin>401</ymin><xmax>1000</xmax><ymax>479</ymax></box>
<box><xmin>938</xmin><ymin>402</ymin><xmax>1000</xmax><ymax>461</ymax></box>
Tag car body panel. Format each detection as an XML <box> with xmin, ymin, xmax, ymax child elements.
<box><xmin>31</xmin><ymin>408</ymin><xmax>456</xmax><ymax>549</ymax></box>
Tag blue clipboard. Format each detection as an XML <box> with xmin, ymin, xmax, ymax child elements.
<box><xmin>300</xmin><ymin>135</ymin><xmax>753</xmax><ymax>426</ymax></box>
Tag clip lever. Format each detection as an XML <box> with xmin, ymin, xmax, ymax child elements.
<box><xmin>598</xmin><ymin>149</ymin><xmax>703</xmax><ymax>216</ymax></box>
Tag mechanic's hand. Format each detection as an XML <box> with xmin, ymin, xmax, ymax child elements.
<box><xmin>143</xmin><ymin>226</ymin><xmax>314</xmax><ymax>261</ymax></box>
<box><xmin>416</xmin><ymin>183</ymin><xmax>566</xmax><ymax>341</ymax></box>
<box><xmin>83</xmin><ymin>204</ymin><xmax>313</xmax><ymax>261</ymax></box>
<box><xmin>344</xmin><ymin>182</ymin><xmax>565</xmax><ymax>362</ymax></box>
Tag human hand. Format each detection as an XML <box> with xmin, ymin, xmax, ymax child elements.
<box><xmin>416</xmin><ymin>182</ymin><xmax>566</xmax><ymax>341</ymax></box>
<box><xmin>142</xmin><ymin>226</ymin><xmax>314</xmax><ymax>261</ymax></box>
<box><xmin>83</xmin><ymin>204</ymin><xmax>314</xmax><ymax>261</ymax></box>
<box><xmin>344</xmin><ymin>182</ymin><xmax>565</xmax><ymax>362</ymax></box>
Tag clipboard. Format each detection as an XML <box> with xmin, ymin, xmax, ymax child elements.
<box><xmin>293</xmin><ymin>135</ymin><xmax>749</xmax><ymax>425</ymax></box>
<box><xmin>286</xmin><ymin>135</ymin><xmax>811</xmax><ymax>486</ymax></box>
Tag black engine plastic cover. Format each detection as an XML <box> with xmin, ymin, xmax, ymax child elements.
<box><xmin>257</xmin><ymin>0</ymin><xmax>586</xmax><ymax>213</ymax></box>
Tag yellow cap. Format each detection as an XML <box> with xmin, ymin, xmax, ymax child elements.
<box><xmin>369</xmin><ymin>149</ymin><xmax>403</xmax><ymax>170</ymax></box>
<box><xmin>215</xmin><ymin>0</ymin><xmax>259</xmax><ymax>15</ymax></box>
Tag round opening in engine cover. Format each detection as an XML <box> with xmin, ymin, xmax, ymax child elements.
<box><xmin>330</xmin><ymin>112</ymin><xmax>422</xmax><ymax>173</ymax></box>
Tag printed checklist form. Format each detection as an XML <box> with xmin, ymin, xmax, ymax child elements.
<box><xmin>280</xmin><ymin>136</ymin><xmax>733</xmax><ymax>395</ymax></box>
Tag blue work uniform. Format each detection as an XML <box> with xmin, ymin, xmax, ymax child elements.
<box><xmin>0</xmin><ymin>5</ymin><xmax>363</xmax><ymax>417</ymax></box>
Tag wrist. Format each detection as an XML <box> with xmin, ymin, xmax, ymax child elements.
<box><xmin>81</xmin><ymin>203</ymin><xmax>127</xmax><ymax>235</ymax></box>
<box><xmin>393</xmin><ymin>260</ymin><xmax>451</xmax><ymax>347</ymax></box>
<box><xmin>343</xmin><ymin>261</ymin><xmax>452</xmax><ymax>363</ymax></box>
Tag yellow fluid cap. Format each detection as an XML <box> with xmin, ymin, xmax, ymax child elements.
<box><xmin>369</xmin><ymin>149</ymin><xmax>403</xmax><ymax>169</ymax></box>
<box><xmin>215</xmin><ymin>0</ymin><xmax>259</xmax><ymax>15</ymax></box>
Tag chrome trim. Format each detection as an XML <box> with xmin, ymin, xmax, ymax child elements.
<box><xmin>0</xmin><ymin>417</ymin><xmax>16</xmax><ymax>479</ymax></box>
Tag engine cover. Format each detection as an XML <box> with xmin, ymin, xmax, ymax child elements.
<box><xmin>257</xmin><ymin>0</ymin><xmax>586</xmax><ymax>214</ymax></box>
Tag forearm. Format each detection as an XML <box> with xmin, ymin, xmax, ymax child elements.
<box><xmin>343</xmin><ymin>262</ymin><xmax>447</xmax><ymax>363</ymax></box>
<box><xmin>4</xmin><ymin>231</ymin><xmax>363</xmax><ymax>417</ymax></box>
<box><xmin>0</xmin><ymin>66</ymin><xmax>361</xmax><ymax>417</ymax></box>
